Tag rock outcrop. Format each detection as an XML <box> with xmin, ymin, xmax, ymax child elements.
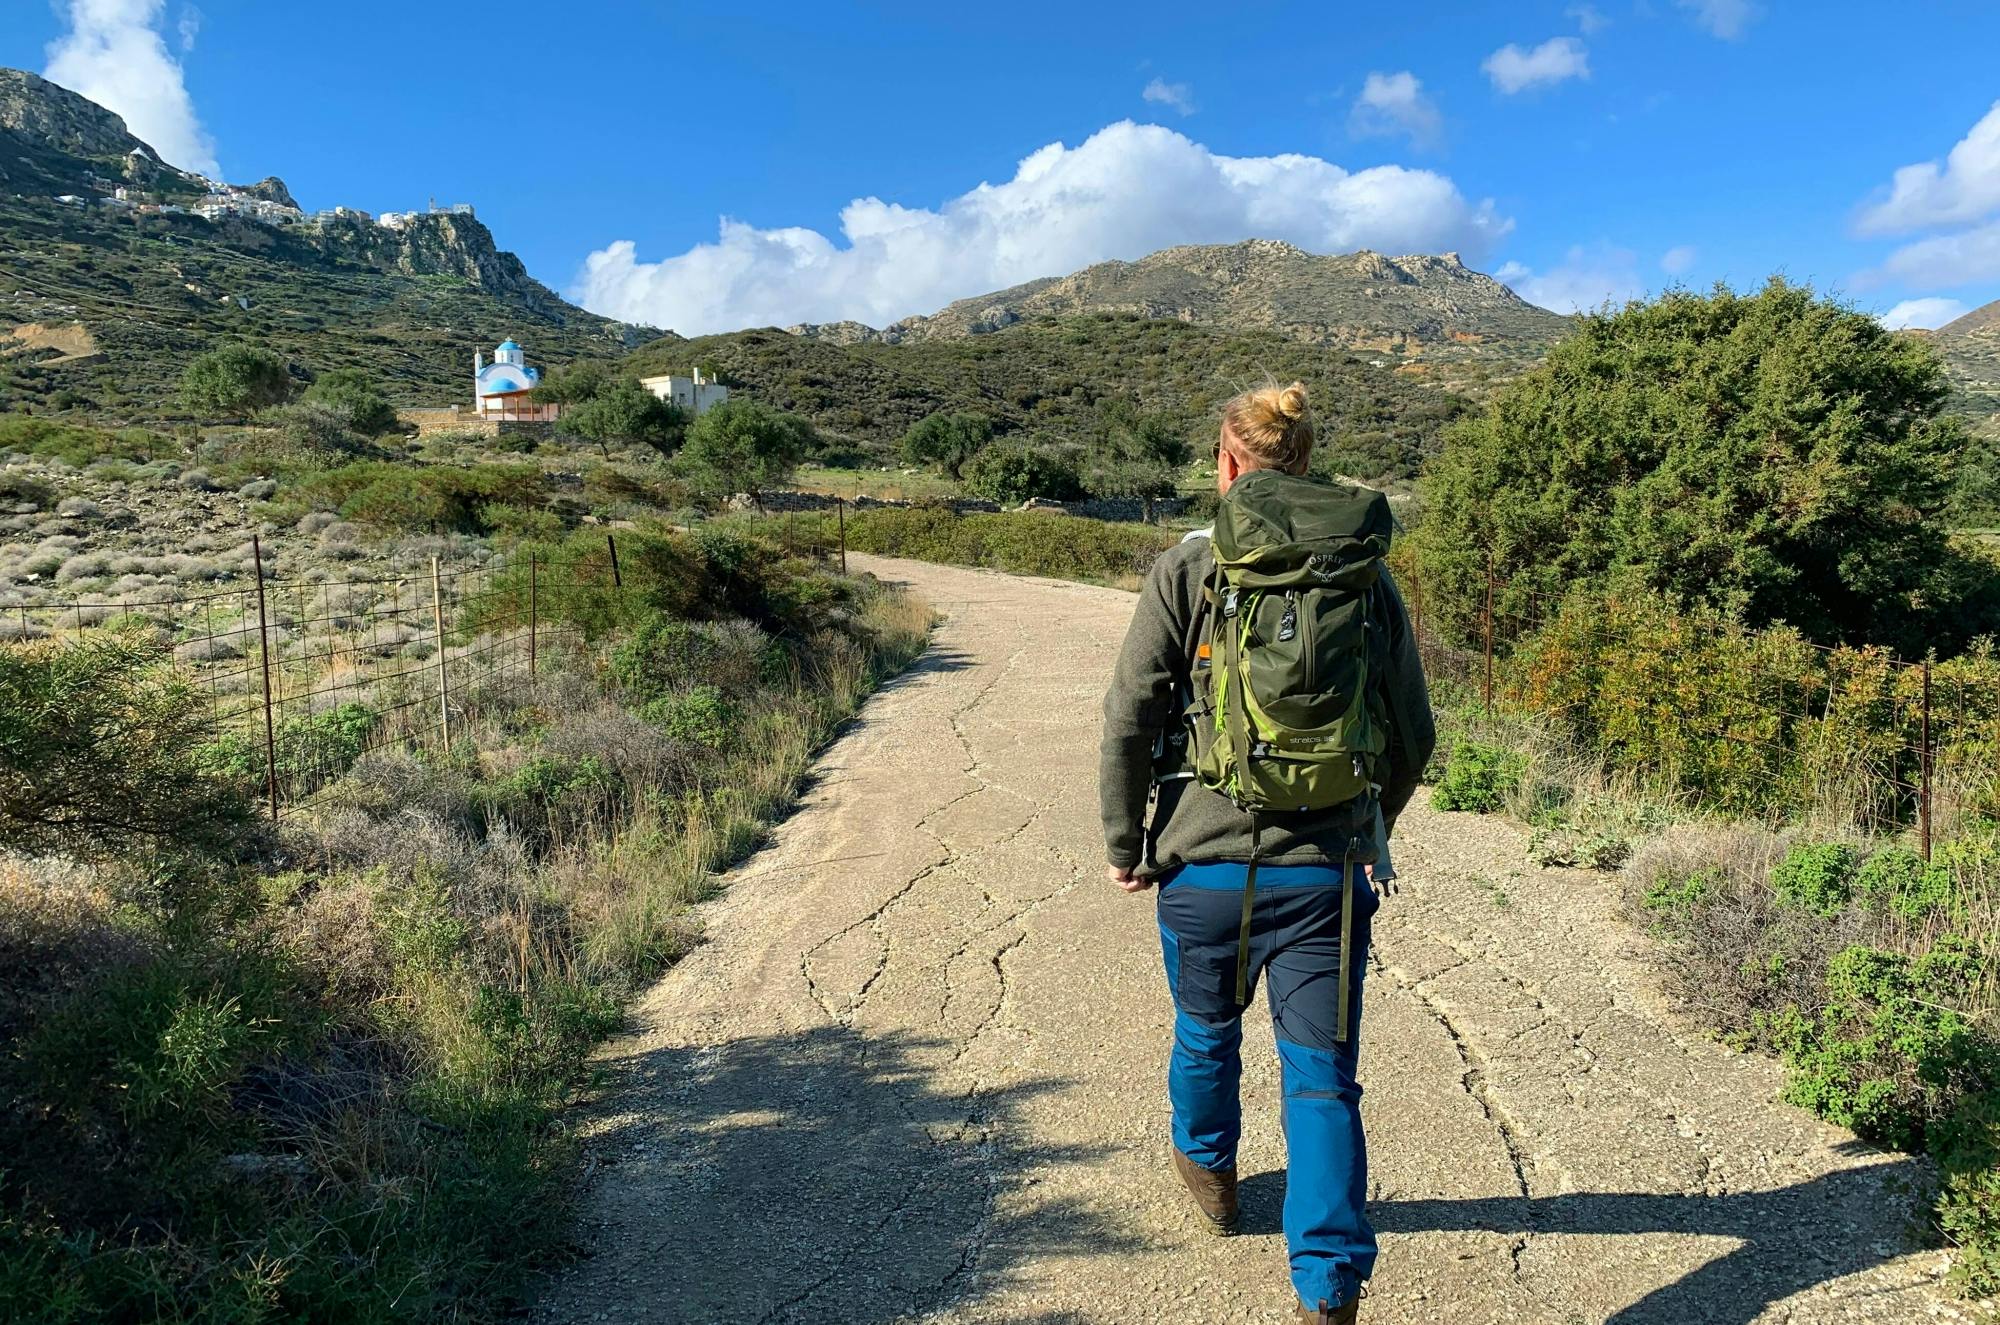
<box><xmin>790</xmin><ymin>239</ymin><xmax>1572</xmax><ymax>365</ymax></box>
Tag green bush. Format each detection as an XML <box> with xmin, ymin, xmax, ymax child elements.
<box><xmin>1856</xmin><ymin>846</ymin><xmax>1956</xmax><ymax>921</ymax></box>
<box><xmin>829</xmin><ymin>506</ymin><xmax>1174</xmax><ymax>583</ymax></box>
<box><xmin>294</xmin><ymin>460</ymin><xmax>548</xmax><ymax>534</ymax></box>
<box><xmin>1771</xmin><ymin>842</ymin><xmax>1859</xmax><ymax>917</ymax></box>
<box><xmin>900</xmin><ymin>410</ymin><xmax>992</xmax><ymax>478</ymax></box>
<box><xmin>0</xmin><ymin>633</ymin><xmax>247</xmax><ymax>857</ymax></box>
<box><xmin>1935</xmin><ymin>1091</ymin><xmax>2000</xmax><ymax>1295</ymax></box>
<box><xmin>205</xmin><ymin>701</ymin><xmax>379</xmax><ymax>796</ymax></box>
<box><xmin>1429</xmin><ymin>739</ymin><xmax>1525</xmax><ymax>814</ymax></box>
<box><xmin>641</xmin><ymin>685</ymin><xmax>738</xmax><ymax>750</ymax></box>
<box><xmin>180</xmin><ymin>343</ymin><xmax>293</xmax><ymax>420</ymax></box>
<box><xmin>1771</xmin><ymin>938</ymin><xmax>1994</xmax><ymax>1151</ymax></box>
<box><xmin>964</xmin><ymin>439</ymin><xmax>1084</xmax><ymax>504</ymax></box>
<box><xmin>1411</xmin><ymin>279</ymin><xmax>1993</xmax><ymax>656</ymax></box>
<box><xmin>483</xmin><ymin>754</ymin><xmax>617</xmax><ymax>841</ymax></box>
<box><xmin>299</xmin><ymin>366</ymin><xmax>398</xmax><ymax>436</ymax></box>
<box><xmin>1641</xmin><ymin>867</ymin><xmax>1715</xmax><ymax>920</ymax></box>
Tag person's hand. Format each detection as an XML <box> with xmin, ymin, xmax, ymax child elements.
<box><xmin>1107</xmin><ymin>862</ymin><xmax>1152</xmax><ymax>893</ymax></box>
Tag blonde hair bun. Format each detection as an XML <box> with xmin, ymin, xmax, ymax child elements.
<box><xmin>1221</xmin><ymin>378</ymin><xmax>1315</xmax><ymax>472</ymax></box>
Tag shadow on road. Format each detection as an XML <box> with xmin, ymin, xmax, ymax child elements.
<box><xmin>1232</xmin><ymin>1162</ymin><xmax>1929</xmax><ymax>1324</ymax></box>
<box><xmin>550</xmin><ymin>1022</ymin><xmax>1136</xmax><ymax>1323</ymax></box>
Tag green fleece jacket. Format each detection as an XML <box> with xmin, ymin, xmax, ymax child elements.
<box><xmin>1099</xmin><ymin>529</ymin><xmax>1436</xmax><ymax>875</ymax></box>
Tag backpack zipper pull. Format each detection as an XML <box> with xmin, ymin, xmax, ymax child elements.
<box><xmin>1278</xmin><ymin>592</ymin><xmax>1298</xmax><ymax>643</ymax></box>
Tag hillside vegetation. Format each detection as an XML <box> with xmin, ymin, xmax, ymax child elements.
<box><xmin>0</xmin><ymin>199</ymin><xmax>651</xmax><ymax>420</ymax></box>
<box><xmin>0</xmin><ymin>401</ymin><xmax>929</xmax><ymax>1319</ymax></box>
<box><xmin>626</xmin><ymin>312</ymin><xmax>1471</xmax><ymax>487</ymax></box>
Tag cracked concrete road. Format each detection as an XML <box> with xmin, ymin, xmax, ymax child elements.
<box><xmin>535</xmin><ymin>556</ymin><xmax>1968</xmax><ymax>1325</ymax></box>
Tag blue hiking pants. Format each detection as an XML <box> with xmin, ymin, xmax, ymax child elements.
<box><xmin>1156</xmin><ymin>861</ymin><xmax>1378</xmax><ymax>1310</ymax></box>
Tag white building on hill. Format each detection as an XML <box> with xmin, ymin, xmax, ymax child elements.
<box><xmin>640</xmin><ymin>367</ymin><xmax>729</xmax><ymax>416</ymax></box>
<box><xmin>474</xmin><ymin>338</ymin><xmax>545</xmax><ymax>417</ymax></box>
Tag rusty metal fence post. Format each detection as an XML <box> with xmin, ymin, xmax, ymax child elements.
<box><xmin>1482</xmin><ymin>556</ymin><xmax>1496</xmax><ymax>719</ymax></box>
<box><xmin>837</xmin><ymin>496</ymin><xmax>848</xmax><ymax>575</ymax></box>
<box><xmin>431</xmin><ymin>557</ymin><xmax>449</xmax><ymax>750</ymax></box>
<box><xmin>606</xmin><ymin>533</ymin><xmax>622</xmax><ymax>587</ymax></box>
<box><xmin>528</xmin><ymin>553</ymin><xmax>539</xmax><ymax>677</ymax></box>
<box><xmin>1919</xmin><ymin>657</ymin><xmax>1934</xmax><ymax>862</ymax></box>
<box><xmin>251</xmin><ymin>534</ymin><xmax>280</xmax><ymax>821</ymax></box>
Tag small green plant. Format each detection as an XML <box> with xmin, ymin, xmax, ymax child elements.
<box><xmin>1641</xmin><ymin>867</ymin><xmax>1715</xmax><ymax>918</ymax></box>
<box><xmin>642</xmin><ymin>686</ymin><xmax>738</xmax><ymax>750</ymax></box>
<box><xmin>1855</xmin><ymin>846</ymin><xmax>1956</xmax><ymax>921</ymax></box>
<box><xmin>1770</xmin><ymin>842</ymin><xmax>1859</xmax><ymax>917</ymax></box>
<box><xmin>1430</xmin><ymin>739</ymin><xmax>1525</xmax><ymax>814</ymax></box>
<box><xmin>1771</xmin><ymin>938</ymin><xmax>1992</xmax><ymax>1150</ymax></box>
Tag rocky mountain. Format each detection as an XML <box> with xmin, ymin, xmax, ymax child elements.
<box><xmin>790</xmin><ymin>239</ymin><xmax>1572</xmax><ymax>392</ymax></box>
<box><xmin>0</xmin><ymin>67</ymin><xmax>208</xmax><ymax>199</ymax></box>
<box><xmin>0</xmin><ymin>67</ymin><xmax>659</xmax><ymax>419</ymax></box>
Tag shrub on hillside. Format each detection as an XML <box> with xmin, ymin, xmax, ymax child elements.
<box><xmin>835</xmin><ymin>506</ymin><xmax>1174</xmax><ymax>583</ymax></box>
<box><xmin>1770</xmin><ymin>938</ymin><xmax>1994</xmax><ymax>1150</ymax></box>
<box><xmin>1412</xmin><ymin>279</ymin><xmax>1994</xmax><ymax>656</ymax></box>
<box><xmin>293</xmin><ymin>461</ymin><xmax>548</xmax><ymax>534</ymax></box>
<box><xmin>1771</xmin><ymin>842</ymin><xmax>1859</xmax><ymax>917</ymax></box>
<box><xmin>677</xmin><ymin>399</ymin><xmax>815</xmax><ymax>503</ymax></box>
<box><xmin>0</xmin><ymin>417</ymin><xmax>172</xmax><ymax>467</ymax></box>
<box><xmin>300</xmin><ymin>367</ymin><xmax>399</xmax><ymax>436</ymax></box>
<box><xmin>180</xmin><ymin>344</ymin><xmax>294</xmax><ymax>421</ymax></box>
<box><xmin>0</xmin><ymin>633</ymin><xmax>247</xmax><ymax>858</ymax></box>
<box><xmin>963</xmin><ymin>439</ymin><xmax>1085</xmax><ymax>504</ymax></box>
<box><xmin>1507</xmin><ymin>589</ymin><xmax>2000</xmax><ymax>823</ymax></box>
<box><xmin>1429</xmin><ymin>739</ymin><xmax>1525</xmax><ymax>813</ymax></box>
<box><xmin>900</xmin><ymin>410</ymin><xmax>992</xmax><ymax>479</ymax></box>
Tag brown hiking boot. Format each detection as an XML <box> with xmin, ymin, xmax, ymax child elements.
<box><xmin>1170</xmin><ymin>1148</ymin><xmax>1238</xmax><ymax>1234</ymax></box>
<box><xmin>1293</xmin><ymin>1299</ymin><xmax>1359</xmax><ymax>1324</ymax></box>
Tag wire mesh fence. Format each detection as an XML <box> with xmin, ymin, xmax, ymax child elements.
<box><xmin>1404</xmin><ymin>559</ymin><xmax>2000</xmax><ymax>854</ymax></box>
<box><xmin>4</xmin><ymin>519</ymin><xmax>850</xmax><ymax>823</ymax></box>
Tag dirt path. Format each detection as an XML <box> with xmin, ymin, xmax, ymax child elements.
<box><xmin>536</xmin><ymin>556</ymin><xmax>1966</xmax><ymax>1325</ymax></box>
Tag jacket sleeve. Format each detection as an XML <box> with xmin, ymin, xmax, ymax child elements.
<box><xmin>1377</xmin><ymin>569</ymin><xmax>1436</xmax><ymax>837</ymax></box>
<box><xmin>1099</xmin><ymin>553</ymin><xmax>1189</xmax><ymax>869</ymax></box>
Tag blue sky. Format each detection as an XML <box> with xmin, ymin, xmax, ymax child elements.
<box><xmin>10</xmin><ymin>1</ymin><xmax>2000</xmax><ymax>336</ymax></box>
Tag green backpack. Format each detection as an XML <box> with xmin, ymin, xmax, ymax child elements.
<box><xmin>1184</xmin><ymin>468</ymin><xmax>1394</xmax><ymax>1027</ymax></box>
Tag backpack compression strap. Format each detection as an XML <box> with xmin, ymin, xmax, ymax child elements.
<box><xmin>1235</xmin><ymin>812</ymin><xmax>1260</xmax><ymax>1006</ymax></box>
<box><xmin>1336</xmin><ymin>841</ymin><xmax>1357</xmax><ymax>1043</ymax></box>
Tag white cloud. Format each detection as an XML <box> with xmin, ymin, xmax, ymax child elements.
<box><xmin>1141</xmin><ymin>78</ymin><xmax>1196</xmax><ymax>116</ymax></box>
<box><xmin>43</xmin><ymin>0</ymin><xmax>218</xmax><ymax>177</ymax></box>
<box><xmin>1878</xmin><ymin>297</ymin><xmax>1970</xmax><ymax>331</ymax></box>
<box><xmin>1678</xmin><ymin>0</ymin><xmax>1760</xmax><ymax>39</ymax></box>
<box><xmin>1566</xmin><ymin>3</ymin><xmax>1609</xmax><ymax>33</ymax></box>
<box><xmin>574</xmin><ymin>121</ymin><xmax>1512</xmax><ymax>336</ymax></box>
<box><xmin>1870</xmin><ymin>218</ymin><xmax>2000</xmax><ymax>289</ymax></box>
<box><xmin>1660</xmin><ymin>244</ymin><xmax>1698</xmax><ymax>275</ymax></box>
<box><xmin>1855</xmin><ymin>102</ymin><xmax>2000</xmax><ymax>236</ymax></box>
<box><xmin>1482</xmin><ymin>37</ymin><xmax>1590</xmax><ymax>95</ymax></box>
<box><xmin>176</xmin><ymin>5</ymin><xmax>201</xmax><ymax>52</ymax></box>
<box><xmin>1349</xmin><ymin>71</ymin><xmax>1442</xmax><ymax>148</ymax></box>
<box><xmin>1496</xmin><ymin>244</ymin><xmax>1644</xmax><ymax>313</ymax></box>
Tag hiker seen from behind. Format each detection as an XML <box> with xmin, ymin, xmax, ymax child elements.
<box><xmin>1099</xmin><ymin>379</ymin><xmax>1435</xmax><ymax>1324</ymax></box>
